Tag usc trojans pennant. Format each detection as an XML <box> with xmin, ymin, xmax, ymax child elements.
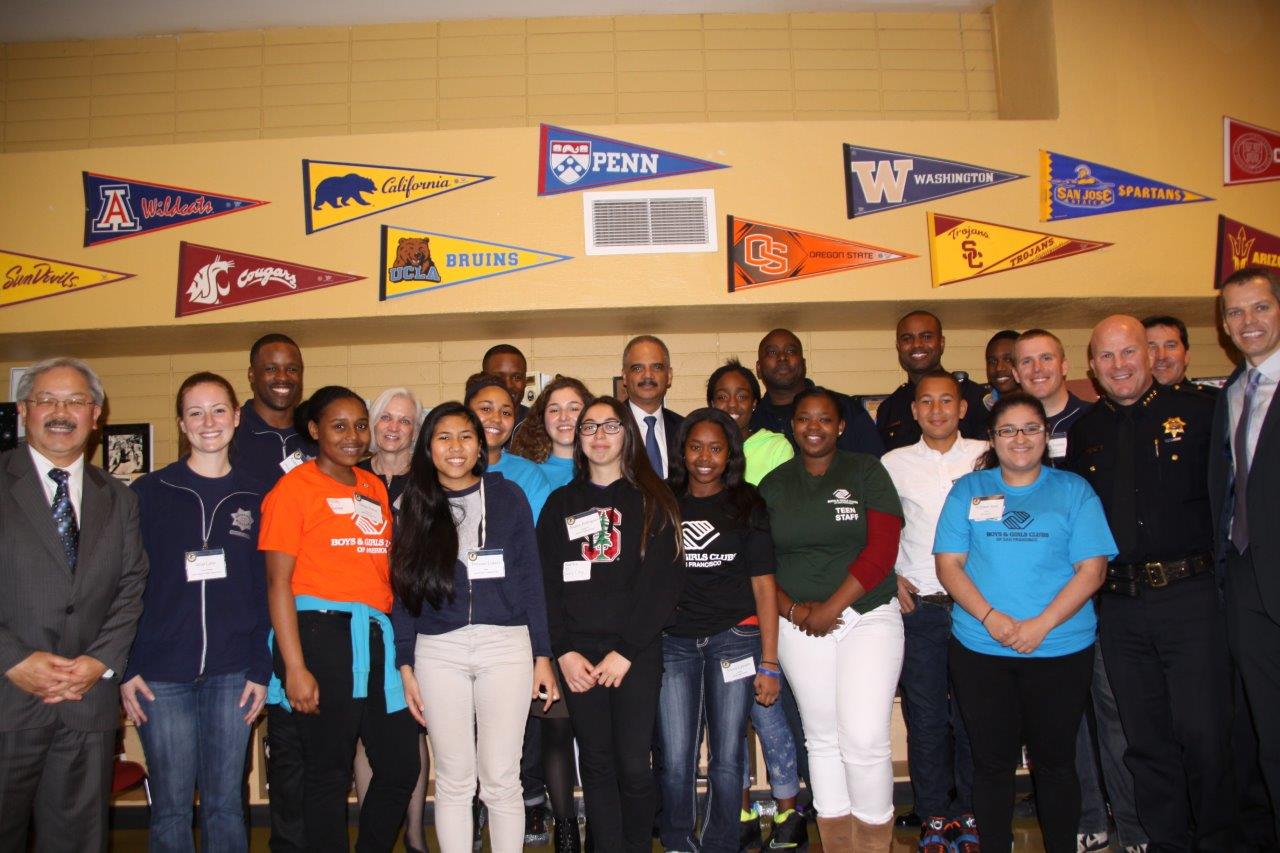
<box><xmin>728</xmin><ymin>216</ymin><xmax>914</xmax><ymax>292</ymax></box>
<box><xmin>928</xmin><ymin>213</ymin><xmax>1110</xmax><ymax>287</ymax></box>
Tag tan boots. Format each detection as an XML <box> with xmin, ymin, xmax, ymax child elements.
<box><xmin>815</xmin><ymin>813</ymin><xmax>894</xmax><ymax>852</ymax></box>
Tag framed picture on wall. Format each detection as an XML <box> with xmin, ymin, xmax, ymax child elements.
<box><xmin>9</xmin><ymin>366</ymin><xmax>28</xmax><ymax>438</ymax></box>
<box><xmin>102</xmin><ymin>423</ymin><xmax>151</xmax><ymax>483</ymax></box>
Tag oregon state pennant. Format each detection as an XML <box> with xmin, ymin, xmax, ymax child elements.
<box><xmin>728</xmin><ymin>216</ymin><xmax>914</xmax><ymax>292</ymax></box>
<box><xmin>303</xmin><ymin>159</ymin><xmax>492</xmax><ymax>234</ymax></box>
<box><xmin>380</xmin><ymin>225</ymin><xmax>571</xmax><ymax>300</ymax></box>
<box><xmin>1039</xmin><ymin>151</ymin><xmax>1210</xmax><ymax>221</ymax></box>
<box><xmin>0</xmin><ymin>249</ymin><xmax>133</xmax><ymax>308</ymax></box>
<box><xmin>928</xmin><ymin>213</ymin><xmax>1110</xmax><ymax>287</ymax></box>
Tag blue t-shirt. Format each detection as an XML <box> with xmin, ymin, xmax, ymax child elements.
<box><xmin>539</xmin><ymin>454</ymin><xmax>575</xmax><ymax>490</ymax></box>
<box><xmin>491</xmin><ymin>451</ymin><xmax>552</xmax><ymax>521</ymax></box>
<box><xmin>933</xmin><ymin>466</ymin><xmax>1117</xmax><ymax>658</ymax></box>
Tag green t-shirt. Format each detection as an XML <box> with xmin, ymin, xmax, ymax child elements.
<box><xmin>759</xmin><ymin>451</ymin><xmax>902</xmax><ymax>613</ymax></box>
<box><xmin>744</xmin><ymin>428</ymin><xmax>795</xmax><ymax>486</ymax></box>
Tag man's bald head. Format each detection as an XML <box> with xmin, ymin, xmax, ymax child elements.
<box><xmin>1089</xmin><ymin>315</ymin><xmax>1154</xmax><ymax>406</ymax></box>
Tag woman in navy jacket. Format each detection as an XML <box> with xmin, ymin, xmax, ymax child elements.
<box><xmin>391</xmin><ymin>402</ymin><xmax>555</xmax><ymax>853</ymax></box>
<box><xmin>122</xmin><ymin>372</ymin><xmax>271</xmax><ymax>853</ymax></box>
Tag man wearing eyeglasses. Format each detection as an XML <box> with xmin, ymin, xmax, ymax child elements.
<box><xmin>0</xmin><ymin>357</ymin><xmax>148</xmax><ymax>851</ymax></box>
<box><xmin>621</xmin><ymin>335</ymin><xmax>683</xmax><ymax>479</ymax></box>
<box><xmin>1065</xmin><ymin>316</ymin><xmax>1233</xmax><ymax>852</ymax></box>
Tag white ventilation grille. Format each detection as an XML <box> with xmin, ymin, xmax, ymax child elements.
<box><xmin>583</xmin><ymin>189</ymin><xmax>717</xmax><ymax>255</ymax></box>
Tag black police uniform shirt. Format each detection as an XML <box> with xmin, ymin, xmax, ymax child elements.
<box><xmin>749</xmin><ymin>378</ymin><xmax>884</xmax><ymax>457</ymax></box>
<box><xmin>1065</xmin><ymin>382</ymin><xmax>1215</xmax><ymax>565</ymax></box>
<box><xmin>875</xmin><ymin>373</ymin><xmax>990</xmax><ymax>452</ymax></box>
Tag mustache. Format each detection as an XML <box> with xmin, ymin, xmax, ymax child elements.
<box><xmin>43</xmin><ymin>418</ymin><xmax>77</xmax><ymax>431</ymax></box>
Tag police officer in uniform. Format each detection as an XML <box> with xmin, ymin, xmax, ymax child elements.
<box><xmin>1066</xmin><ymin>315</ymin><xmax>1233</xmax><ymax>852</ymax></box>
<box><xmin>1143</xmin><ymin>314</ymin><xmax>1220</xmax><ymax>398</ymax></box>
<box><xmin>876</xmin><ymin>311</ymin><xmax>988</xmax><ymax>451</ymax></box>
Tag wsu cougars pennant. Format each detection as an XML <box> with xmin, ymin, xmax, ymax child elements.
<box><xmin>1224</xmin><ymin>117</ymin><xmax>1280</xmax><ymax>186</ymax></box>
<box><xmin>728</xmin><ymin>216</ymin><xmax>913</xmax><ymax>292</ymax></box>
<box><xmin>1039</xmin><ymin>151</ymin><xmax>1210</xmax><ymax>221</ymax></box>
<box><xmin>928</xmin><ymin>213</ymin><xmax>1110</xmax><ymax>287</ymax></box>
<box><xmin>0</xmin><ymin>249</ymin><xmax>132</xmax><ymax>308</ymax></box>
<box><xmin>176</xmin><ymin>243</ymin><xmax>362</xmax><ymax>317</ymax></box>
<box><xmin>1215</xmin><ymin>215</ymin><xmax>1280</xmax><ymax>287</ymax></box>
<box><xmin>302</xmin><ymin>159</ymin><xmax>492</xmax><ymax>234</ymax></box>
<box><xmin>83</xmin><ymin>172</ymin><xmax>266</xmax><ymax>246</ymax></box>
<box><xmin>538</xmin><ymin>124</ymin><xmax>727</xmax><ymax>196</ymax></box>
<box><xmin>843</xmin><ymin>144</ymin><xmax>1024</xmax><ymax>218</ymax></box>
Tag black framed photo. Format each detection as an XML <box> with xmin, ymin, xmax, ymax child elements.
<box><xmin>102</xmin><ymin>423</ymin><xmax>151</xmax><ymax>482</ymax></box>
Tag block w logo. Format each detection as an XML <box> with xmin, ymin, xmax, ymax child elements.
<box><xmin>682</xmin><ymin>519</ymin><xmax>720</xmax><ymax>552</ymax></box>
<box><xmin>849</xmin><ymin>158</ymin><xmax>913</xmax><ymax>204</ymax></box>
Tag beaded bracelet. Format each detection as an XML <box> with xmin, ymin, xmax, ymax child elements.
<box><xmin>786</xmin><ymin>603</ymin><xmax>799</xmax><ymax>623</ymax></box>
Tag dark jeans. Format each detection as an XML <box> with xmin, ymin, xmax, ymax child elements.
<box><xmin>658</xmin><ymin>626</ymin><xmax>760</xmax><ymax>853</ymax></box>
<box><xmin>274</xmin><ymin>613</ymin><xmax>420</xmax><ymax>853</ymax></box>
<box><xmin>1226</xmin><ymin>546</ymin><xmax>1280</xmax><ymax>848</ymax></box>
<box><xmin>563</xmin><ymin>637</ymin><xmax>663</xmax><ymax>853</ymax></box>
<box><xmin>1075</xmin><ymin>644</ymin><xmax>1145</xmax><ymax>845</ymax></box>
<box><xmin>949</xmin><ymin>641</ymin><xmax>1093</xmax><ymax>853</ymax></box>
<box><xmin>266</xmin><ymin>701</ymin><xmax>306</xmax><ymax>852</ymax></box>
<box><xmin>899</xmin><ymin>598</ymin><xmax>972</xmax><ymax>819</ymax></box>
<box><xmin>1099</xmin><ymin>573</ymin><xmax>1234</xmax><ymax>852</ymax></box>
<box><xmin>136</xmin><ymin>670</ymin><xmax>253</xmax><ymax>852</ymax></box>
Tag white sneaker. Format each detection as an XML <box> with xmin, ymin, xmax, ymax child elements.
<box><xmin>1077</xmin><ymin>832</ymin><xmax>1109</xmax><ymax>853</ymax></box>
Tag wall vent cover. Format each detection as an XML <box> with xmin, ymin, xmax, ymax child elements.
<box><xmin>583</xmin><ymin>189</ymin><xmax>717</xmax><ymax>255</ymax></box>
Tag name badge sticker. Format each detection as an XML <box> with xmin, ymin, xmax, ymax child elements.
<box><xmin>353</xmin><ymin>493</ymin><xmax>384</xmax><ymax>526</ymax></box>
<box><xmin>565</xmin><ymin>510</ymin><xmax>603</xmax><ymax>540</ymax></box>
<box><xmin>968</xmin><ymin>494</ymin><xmax>1005</xmax><ymax>522</ymax></box>
<box><xmin>327</xmin><ymin>497</ymin><xmax>356</xmax><ymax>515</ymax></box>
<box><xmin>185</xmin><ymin>548</ymin><xmax>228</xmax><ymax>582</ymax></box>
<box><xmin>720</xmin><ymin>656</ymin><xmax>756</xmax><ymax>683</ymax></box>
<box><xmin>280</xmin><ymin>450</ymin><xmax>306</xmax><ymax>474</ymax></box>
<box><xmin>1048</xmin><ymin>436</ymin><xmax>1068</xmax><ymax>459</ymax></box>
<box><xmin>562</xmin><ymin>560</ymin><xmax>592</xmax><ymax>582</ymax></box>
<box><xmin>467</xmin><ymin>548</ymin><xmax>506</xmax><ymax>580</ymax></box>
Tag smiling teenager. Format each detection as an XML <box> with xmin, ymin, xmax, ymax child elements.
<box><xmin>537</xmin><ymin>397</ymin><xmax>685</xmax><ymax>853</ymax></box>
<box><xmin>510</xmin><ymin>376</ymin><xmax>595</xmax><ymax>491</ymax></box>
<box><xmin>258</xmin><ymin>387</ymin><xmax>420</xmax><ymax>852</ymax></box>
<box><xmin>390</xmin><ymin>402</ymin><xmax>555</xmax><ymax>853</ymax></box>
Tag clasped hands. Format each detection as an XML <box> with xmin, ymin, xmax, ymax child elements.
<box><xmin>558</xmin><ymin>650</ymin><xmax>632</xmax><ymax>692</ymax></box>
<box><xmin>5</xmin><ymin>651</ymin><xmax>107</xmax><ymax>703</ymax></box>
<box><xmin>788</xmin><ymin>600</ymin><xmax>845</xmax><ymax>637</ymax></box>
<box><xmin>983</xmin><ymin>610</ymin><xmax>1051</xmax><ymax>655</ymax></box>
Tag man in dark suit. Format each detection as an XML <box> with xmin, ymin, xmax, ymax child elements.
<box><xmin>1210</xmin><ymin>267</ymin><xmax>1280</xmax><ymax>847</ymax></box>
<box><xmin>0</xmin><ymin>357</ymin><xmax>147</xmax><ymax>852</ymax></box>
<box><xmin>621</xmin><ymin>335</ymin><xmax>683</xmax><ymax>479</ymax></box>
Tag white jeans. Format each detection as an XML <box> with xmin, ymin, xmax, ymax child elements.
<box><xmin>778</xmin><ymin>601</ymin><xmax>904</xmax><ymax>823</ymax></box>
<box><xmin>415</xmin><ymin>625</ymin><xmax>534</xmax><ymax>853</ymax></box>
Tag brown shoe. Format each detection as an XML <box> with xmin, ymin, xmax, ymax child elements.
<box><xmin>849</xmin><ymin>815</ymin><xmax>894</xmax><ymax>852</ymax></box>
<box><xmin>816</xmin><ymin>814</ymin><xmax>855</xmax><ymax>852</ymax></box>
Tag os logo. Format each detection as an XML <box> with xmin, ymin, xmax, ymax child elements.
<box><xmin>744</xmin><ymin>235</ymin><xmax>788</xmax><ymax>274</ymax></box>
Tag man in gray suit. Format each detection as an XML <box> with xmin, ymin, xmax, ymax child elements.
<box><xmin>0</xmin><ymin>357</ymin><xmax>148</xmax><ymax>852</ymax></box>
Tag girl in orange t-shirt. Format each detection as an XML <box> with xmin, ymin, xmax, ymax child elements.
<box><xmin>259</xmin><ymin>385</ymin><xmax>419</xmax><ymax>852</ymax></box>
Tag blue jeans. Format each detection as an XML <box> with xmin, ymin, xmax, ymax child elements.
<box><xmin>741</xmin><ymin>678</ymin><xmax>802</xmax><ymax>800</ymax></box>
<box><xmin>136</xmin><ymin>670</ymin><xmax>254</xmax><ymax>853</ymax></box>
<box><xmin>899</xmin><ymin>598</ymin><xmax>973</xmax><ymax>818</ymax></box>
<box><xmin>659</xmin><ymin>627</ymin><xmax>760</xmax><ymax>853</ymax></box>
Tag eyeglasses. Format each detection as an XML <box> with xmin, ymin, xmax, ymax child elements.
<box><xmin>991</xmin><ymin>424</ymin><xmax>1046</xmax><ymax>438</ymax></box>
<box><xmin>578</xmin><ymin>419</ymin><xmax>624</xmax><ymax>436</ymax></box>
<box><xmin>24</xmin><ymin>396</ymin><xmax>95</xmax><ymax>412</ymax></box>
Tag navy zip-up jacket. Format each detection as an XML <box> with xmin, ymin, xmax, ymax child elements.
<box><xmin>125</xmin><ymin>461</ymin><xmax>272</xmax><ymax>685</ymax></box>
<box><xmin>391</xmin><ymin>472</ymin><xmax>551</xmax><ymax>667</ymax></box>
<box><xmin>229</xmin><ymin>400</ymin><xmax>316</xmax><ymax>488</ymax></box>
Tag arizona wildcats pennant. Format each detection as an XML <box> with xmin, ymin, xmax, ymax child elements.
<box><xmin>380</xmin><ymin>225</ymin><xmax>571</xmax><ymax>300</ymax></box>
<box><xmin>83</xmin><ymin>172</ymin><xmax>266</xmax><ymax>246</ymax></box>
<box><xmin>176</xmin><ymin>242</ymin><xmax>363</xmax><ymax>317</ymax></box>
<box><xmin>303</xmin><ymin>159</ymin><xmax>492</xmax><ymax>234</ymax></box>
<box><xmin>538</xmin><ymin>124</ymin><xmax>727</xmax><ymax>195</ymax></box>
<box><xmin>843</xmin><ymin>144</ymin><xmax>1024</xmax><ymax>218</ymax></box>
<box><xmin>1039</xmin><ymin>151</ymin><xmax>1210</xmax><ymax>221</ymax></box>
<box><xmin>0</xmin><ymin>249</ymin><xmax>133</xmax><ymax>308</ymax></box>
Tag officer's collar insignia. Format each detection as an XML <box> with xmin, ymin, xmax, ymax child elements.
<box><xmin>1162</xmin><ymin>416</ymin><xmax>1187</xmax><ymax>440</ymax></box>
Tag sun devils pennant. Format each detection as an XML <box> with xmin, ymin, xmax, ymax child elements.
<box><xmin>0</xmin><ymin>249</ymin><xmax>133</xmax><ymax>308</ymax></box>
<box><xmin>1215</xmin><ymin>215</ymin><xmax>1280</xmax><ymax>287</ymax></box>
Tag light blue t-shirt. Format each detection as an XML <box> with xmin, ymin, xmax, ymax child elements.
<box><xmin>933</xmin><ymin>466</ymin><xmax>1117</xmax><ymax>658</ymax></box>
<box><xmin>491</xmin><ymin>451</ymin><xmax>552</xmax><ymax>521</ymax></box>
<box><xmin>539</xmin><ymin>454</ymin><xmax>575</xmax><ymax>491</ymax></box>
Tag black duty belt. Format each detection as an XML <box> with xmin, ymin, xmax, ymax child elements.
<box><xmin>916</xmin><ymin>593</ymin><xmax>954</xmax><ymax>606</ymax></box>
<box><xmin>1104</xmin><ymin>553</ymin><xmax>1213</xmax><ymax>597</ymax></box>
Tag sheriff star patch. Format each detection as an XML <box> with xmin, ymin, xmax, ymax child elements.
<box><xmin>1162</xmin><ymin>417</ymin><xmax>1187</xmax><ymax>440</ymax></box>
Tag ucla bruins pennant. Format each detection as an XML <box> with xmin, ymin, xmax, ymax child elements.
<box><xmin>303</xmin><ymin>159</ymin><xmax>492</xmax><ymax>234</ymax></box>
<box><xmin>83</xmin><ymin>172</ymin><xmax>266</xmax><ymax>247</ymax></box>
<box><xmin>380</xmin><ymin>225</ymin><xmax>571</xmax><ymax>300</ymax></box>
<box><xmin>928</xmin><ymin>213</ymin><xmax>1110</xmax><ymax>287</ymax></box>
<box><xmin>1040</xmin><ymin>151</ymin><xmax>1211</xmax><ymax>221</ymax></box>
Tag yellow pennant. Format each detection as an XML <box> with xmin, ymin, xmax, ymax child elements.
<box><xmin>303</xmin><ymin>160</ymin><xmax>492</xmax><ymax>234</ymax></box>
<box><xmin>380</xmin><ymin>225</ymin><xmax>571</xmax><ymax>300</ymax></box>
<box><xmin>927</xmin><ymin>212</ymin><xmax>1111</xmax><ymax>287</ymax></box>
<box><xmin>0</xmin><ymin>249</ymin><xmax>133</xmax><ymax>308</ymax></box>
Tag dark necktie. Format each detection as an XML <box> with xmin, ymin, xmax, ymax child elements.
<box><xmin>1231</xmin><ymin>369</ymin><xmax>1262</xmax><ymax>553</ymax></box>
<box><xmin>1110</xmin><ymin>410</ymin><xmax>1138</xmax><ymax>557</ymax></box>
<box><xmin>644</xmin><ymin>415</ymin><xmax>663</xmax><ymax>476</ymax></box>
<box><xmin>48</xmin><ymin>468</ymin><xmax>79</xmax><ymax>571</ymax></box>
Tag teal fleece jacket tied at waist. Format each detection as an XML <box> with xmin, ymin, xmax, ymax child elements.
<box><xmin>267</xmin><ymin>595</ymin><xmax>406</xmax><ymax>714</ymax></box>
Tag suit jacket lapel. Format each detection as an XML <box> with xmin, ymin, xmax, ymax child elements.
<box><xmin>76</xmin><ymin>465</ymin><xmax>111</xmax><ymax>572</ymax></box>
<box><xmin>8</xmin><ymin>448</ymin><xmax>74</xmax><ymax>575</ymax></box>
<box><xmin>1255</xmin><ymin>372</ymin><xmax>1280</xmax><ymax>459</ymax></box>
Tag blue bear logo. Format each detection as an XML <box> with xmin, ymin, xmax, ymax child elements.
<box><xmin>313</xmin><ymin>173</ymin><xmax>377</xmax><ymax>210</ymax></box>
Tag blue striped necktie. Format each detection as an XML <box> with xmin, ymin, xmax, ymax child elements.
<box><xmin>48</xmin><ymin>468</ymin><xmax>79</xmax><ymax>571</ymax></box>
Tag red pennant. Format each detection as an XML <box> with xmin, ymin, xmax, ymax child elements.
<box><xmin>176</xmin><ymin>242</ymin><xmax>362</xmax><ymax>317</ymax></box>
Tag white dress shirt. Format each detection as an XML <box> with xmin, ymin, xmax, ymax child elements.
<box><xmin>629</xmin><ymin>399</ymin><xmax>669</xmax><ymax>478</ymax></box>
<box><xmin>1229</xmin><ymin>348</ymin><xmax>1280</xmax><ymax>470</ymax></box>
<box><xmin>881</xmin><ymin>436</ymin><xmax>989</xmax><ymax>595</ymax></box>
<box><xmin>28</xmin><ymin>444</ymin><xmax>85</xmax><ymax>521</ymax></box>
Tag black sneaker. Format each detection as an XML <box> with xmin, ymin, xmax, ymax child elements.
<box><xmin>764</xmin><ymin>808</ymin><xmax>808</xmax><ymax>851</ymax></box>
<box><xmin>740</xmin><ymin>805</ymin><xmax>763</xmax><ymax>852</ymax></box>
<box><xmin>525</xmin><ymin>803</ymin><xmax>550</xmax><ymax>845</ymax></box>
<box><xmin>897</xmin><ymin>810</ymin><xmax>923</xmax><ymax>828</ymax></box>
<box><xmin>947</xmin><ymin>814</ymin><xmax>980</xmax><ymax>853</ymax></box>
<box><xmin>554</xmin><ymin>816</ymin><xmax>582</xmax><ymax>853</ymax></box>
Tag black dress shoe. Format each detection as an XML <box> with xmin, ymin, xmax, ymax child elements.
<box><xmin>895</xmin><ymin>810</ymin><xmax>922</xmax><ymax>828</ymax></box>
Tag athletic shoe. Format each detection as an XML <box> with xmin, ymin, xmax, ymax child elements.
<box><xmin>740</xmin><ymin>804</ymin><xmax>763</xmax><ymax>852</ymax></box>
<box><xmin>765</xmin><ymin>808</ymin><xmax>808</xmax><ymax>851</ymax></box>
<box><xmin>897</xmin><ymin>810</ymin><xmax>924</xmax><ymax>828</ymax></box>
<box><xmin>472</xmin><ymin>801</ymin><xmax>487</xmax><ymax>850</ymax></box>
<box><xmin>919</xmin><ymin>816</ymin><xmax>950</xmax><ymax>853</ymax></box>
<box><xmin>525</xmin><ymin>803</ymin><xmax>550</xmax><ymax>845</ymax></box>
<box><xmin>947</xmin><ymin>814</ymin><xmax>980</xmax><ymax>853</ymax></box>
<box><xmin>1078</xmin><ymin>831</ymin><xmax>1110</xmax><ymax>852</ymax></box>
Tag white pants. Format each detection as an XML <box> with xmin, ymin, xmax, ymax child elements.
<box><xmin>778</xmin><ymin>601</ymin><xmax>904</xmax><ymax>823</ymax></box>
<box><xmin>415</xmin><ymin>625</ymin><xmax>534</xmax><ymax>853</ymax></box>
